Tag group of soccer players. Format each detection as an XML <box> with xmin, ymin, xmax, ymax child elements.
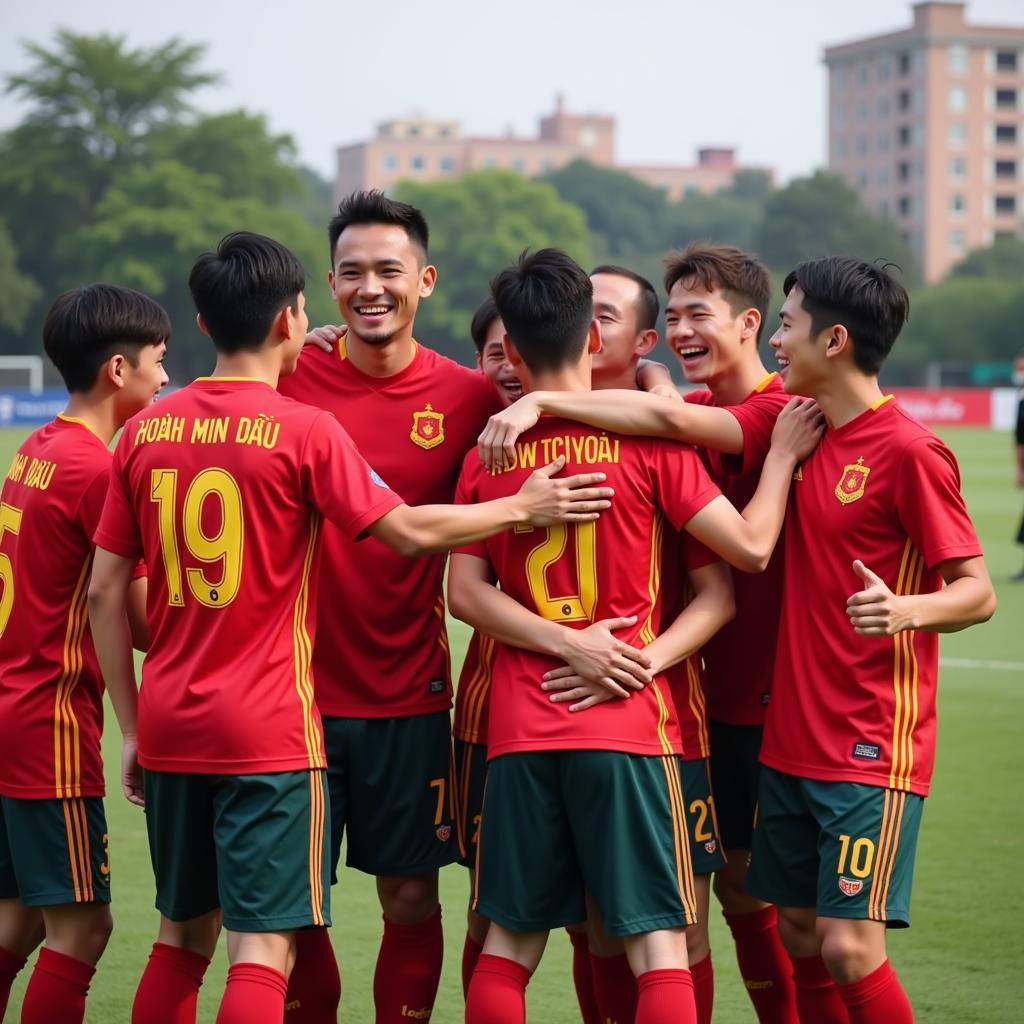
<box><xmin>0</xmin><ymin>189</ymin><xmax>996</xmax><ymax>1024</ymax></box>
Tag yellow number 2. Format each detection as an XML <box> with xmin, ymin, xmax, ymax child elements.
<box><xmin>0</xmin><ymin>503</ymin><xmax>23</xmax><ymax>637</ymax></box>
<box><xmin>150</xmin><ymin>468</ymin><xmax>244</xmax><ymax>608</ymax></box>
<box><xmin>516</xmin><ymin>522</ymin><xmax>597</xmax><ymax>623</ymax></box>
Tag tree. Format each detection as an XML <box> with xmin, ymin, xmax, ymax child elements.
<box><xmin>0</xmin><ymin>219</ymin><xmax>41</xmax><ymax>335</ymax></box>
<box><xmin>755</xmin><ymin>171</ymin><xmax>917</xmax><ymax>283</ymax></box>
<box><xmin>395</xmin><ymin>171</ymin><xmax>591</xmax><ymax>361</ymax></box>
<box><xmin>950</xmin><ymin>238</ymin><xmax>1024</xmax><ymax>283</ymax></box>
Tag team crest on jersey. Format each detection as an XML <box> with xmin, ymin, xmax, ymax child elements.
<box><xmin>834</xmin><ymin>457</ymin><xmax>870</xmax><ymax>505</ymax></box>
<box><xmin>435</xmin><ymin>825</ymin><xmax>452</xmax><ymax>842</ymax></box>
<box><xmin>410</xmin><ymin>404</ymin><xmax>445</xmax><ymax>450</ymax></box>
<box><xmin>704</xmin><ymin>840</ymin><xmax>717</xmax><ymax>855</ymax></box>
<box><xmin>838</xmin><ymin>876</ymin><xmax>863</xmax><ymax>897</ymax></box>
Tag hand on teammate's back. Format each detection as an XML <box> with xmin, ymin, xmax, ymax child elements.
<box><xmin>769</xmin><ymin>397</ymin><xmax>826</xmax><ymax>463</ymax></box>
<box><xmin>478</xmin><ymin>394</ymin><xmax>543</xmax><ymax>470</ymax></box>
<box><xmin>304</xmin><ymin>323</ymin><xmax>346</xmax><ymax>352</ymax></box>
<box><xmin>540</xmin><ymin>673</ymin><xmax>619</xmax><ymax>712</ymax></box>
<box><xmin>513</xmin><ymin>455</ymin><xmax>614</xmax><ymax>525</ymax></box>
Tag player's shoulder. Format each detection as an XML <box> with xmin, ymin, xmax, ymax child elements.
<box><xmin>281</xmin><ymin>344</ymin><xmax>335</xmax><ymax>389</ymax></box>
<box><xmin>887</xmin><ymin>403</ymin><xmax>959</xmax><ymax>467</ymax></box>
<box><xmin>418</xmin><ymin>345</ymin><xmax>490</xmax><ymax>388</ymax></box>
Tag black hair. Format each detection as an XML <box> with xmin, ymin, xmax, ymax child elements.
<box><xmin>188</xmin><ymin>232</ymin><xmax>305</xmax><ymax>353</ymax></box>
<box><xmin>590</xmin><ymin>264</ymin><xmax>660</xmax><ymax>332</ymax></box>
<box><xmin>42</xmin><ymin>284</ymin><xmax>170</xmax><ymax>393</ymax></box>
<box><xmin>328</xmin><ymin>190</ymin><xmax>429</xmax><ymax>266</ymax></box>
<box><xmin>470</xmin><ymin>296</ymin><xmax>502</xmax><ymax>354</ymax></box>
<box><xmin>783</xmin><ymin>256</ymin><xmax>910</xmax><ymax>375</ymax></box>
<box><xmin>490</xmin><ymin>249</ymin><xmax>593</xmax><ymax>373</ymax></box>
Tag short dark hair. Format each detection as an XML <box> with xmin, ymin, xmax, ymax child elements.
<box><xmin>188</xmin><ymin>232</ymin><xmax>305</xmax><ymax>354</ymax></box>
<box><xmin>491</xmin><ymin>249</ymin><xmax>593</xmax><ymax>373</ymax></box>
<box><xmin>783</xmin><ymin>257</ymin><xmax>910</xmax><ymax>375</ymax></box>
<box><xmin>590</xmin><ymin>264</ymin><xmax>659</xmax><ymax>332</ymax></box>
<box><xmin>42</xmin><ymin>284</ymin><xmax>170</xmax><ymax>393</ymax></box>
<box><xmin>664</xmin><ymin>243</ymin><xmax>772</xmax><ymax>341</ymax></box>
<box><xmin>470</xmin><ymin>296</ymin><xmax>501</xmax><ymax>354</ymax></box>
<box><xmin>328</xmin><ymin>190</ymin><xmax>429</xmax><ymax>266</ymax></box>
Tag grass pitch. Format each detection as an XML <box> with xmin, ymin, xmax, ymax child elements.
<box><xmin>3</xmin><ymin>425</ymin><xmax>1023</xmax><ymax>1022</ymax></box>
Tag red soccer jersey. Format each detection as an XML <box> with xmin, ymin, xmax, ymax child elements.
<box><xmin>454</xmin><ymin>417</ymin><xmax>721</xmax><ymax>761</ymax></box>
<box><xmin>685</xmin><ymin>372</ymin><xmax>789</xmax><ymax>724</ymax></box>
<box><xmin>94</xmin><ymin>378</ymin><xmax>402</xmax><ymax>774</ymax></box>
<box><xmin>278</xmin><ymin>341</ymin><xmax>500</xmax><ymax>718</ymax></box>
<box><xmin>0</xmin><ymin>417</ymin><xmax>113</xmax><ymax>798</ymax></box>
<box><xmin>452</xmin><ymin>630</ymin><xmax>497</xmax><ymax>745</ymax></box>
<box><xmin>761</xmin><ymin>397</ymin><xmax>982</xmax><ymax>797</ymax></box>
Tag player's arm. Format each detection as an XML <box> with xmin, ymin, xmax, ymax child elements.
<box><xmin>683</xmin><ymin>398</ymin><xmax>824</xmax><ymax>572</ymax></box>
<box><xmin>447</xmin><ymin>552</ymin><xmax>652</xmax><ymax>696</ymax></box>
<box><xmin>367</xmin><ymin>456</ymin><xmax>613</xmax><ymax>557</ymax></box>
<box><xmin>846</xmin><ymin>556</ymin><xmax>996</xmax><ymax>635</ymax></box>
<box><xmin>127</xmin><ymin>576</ymin><xmax>148</xmax><ymax>652</ymax></box>
<box><xmin>87</xmin><ymin>547</ymin><xmax>144</xmax><ymax>807</ymax></box>
<box><xmin>478</xmin><ymin>389</ymin><xmax>745</xmax><ymax>469</ymax></box>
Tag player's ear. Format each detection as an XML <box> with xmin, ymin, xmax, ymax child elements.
<box><xmin>419</xmin><ymin>264</ymin><xmax>437</xmax><ymax>299</ymax></box>
<box><xmin>636</xmin><ymin>329</ymin><xmax>658</xmax><ymax>357</ymax></box>
<box><xmin>825</xmin><ymin>323</ymin><xmax>850</xmax><ymax>360</ymax></box>
<box><xmin>104</xmin><ymin>353</ymin><xmax>127</xmax><ymax>390</ymax></box>
<box><xmin>327</xmin><ymin>270</ymin><xmax>336</xmax><ymax>295</ymax></box>
<box><xmin>586</xmin><ymin>319</ymin><xmax>601</xmax><ymax>355</ymax></box>
<box><xmin>502</xmin><ymin>334</ymin><xmax>524</xmax><ymax>368</ymax></box>
<box><xmin>741</xmin><ymin>307</ymin><xmax>761</xmax><ymax>343</ymax></box>
<box><xmin>196</xmin><ymin>314</ymin><xmax>212</xmax><ymax>339</ymax></box>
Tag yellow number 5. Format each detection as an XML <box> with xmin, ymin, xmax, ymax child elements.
<box><xmin>150</xmin><ymin>469</ymin><xmax>244</xmax><ymax>608</ymax></box>
<box><xmin>0</xmin><ymin>503</ymin><xmax>23</xmax><ymax>637</ymax></box>
<box><xmin>516</xmin><ymin>522</ymin><xmax>597</xmax><ymax>623</ymax></box>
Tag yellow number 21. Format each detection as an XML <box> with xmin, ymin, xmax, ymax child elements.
<box><xmin>150</xmin><ymin>468</ymin><xmax>244</xmax><ymax>608</ymax></box>
<box><xmin>516</xmin><ymin>522</ymin><xmax>597</xmax><ymax>623</ymax></box>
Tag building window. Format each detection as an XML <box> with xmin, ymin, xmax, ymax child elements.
<box><xmin>949</xmin><ymin>45</ymin><xmax>968</xmax><ymax>75</ymax></box>
<box><xmin>857</xmin><ymin>63</ymin><xmax>869</xmax><ymax>85</ymax></box>
<box><xmin>950</xmin><ymin>230</ymin><xmax>965</xmax><ymax>253</ymax></box>
<box><xmin>949</xmin><ymin>86</ymin><xmax>967</xmax><ymax>112</ymax></box>
<box><xmin>512</xmin><ymin>159</ymin><xmax>525</xmax><ymax>173</ymax></box>
<box><xmin>996</xmin><ymin>88</ymin><xmax>1018</xmax><ymax>110</ymax></box>
<box><xmin>834</xmin><ymin>66</ymin><xmax>848</xmax><ymax>91</ymax></box>
<box><xmin>834</xmin><ymin>138</ymin><xmax>848</xmax><ymax>158</ymax></box>
<box><xmin>878</xmin><ymin>95</ymin><xmax>891</xmax><ymax>116</ymax></box>
<box><xmin>995</xmin><ymin>230</ymin><xmax>1018</xmax><ymax>242</ymax></box>
<box><xmin>411</xmin><ymin>155</ymin><xmax>425</xmax><ymax>171</ymax></box>
<box><xmin>995</xmin><ymin>159</ymin><xmax>1017</xmax><ymax>179</ymax></box>
<box><xmin>897</xmin><ymin>51</ymin><xmax>911</xmax><ymax>75</ymax></box>
<box><xmin>898</xmin><ymin>195</ymin><xmax>911</xmax><ymax>217</ymax></box>
<box><xmin>951</xmin><ymin>193</ymin><xmax>966</xmax><ymax>214</ymax></box>
<box><xmin>856</xmin><ymin>98</ymin><xmax>868</xmax><ymax>120</ymax></box>
<box><xmin>995</xmin><ymin>124</ymin><xmax>1018</xmax><ymax>144</ymax></box>
<box><xmin>878</xmin><ymin>57</ymin><xmax>891</xmax><ymax>81</ymax></box>
<box><xmin>856</xmin><ymin>135</ymin><xmax>868</xmax><ymax>155</ymax></box>
<box><xmin>898</xmin><ymin>89</ymin><xmax>911</xmax><ymax>112</ymax></box>
<box><xmin>878</xmin><ymin>131</ymin><xmax>890</xmax><ymax>153</ymax></box>
<box><xmin>440</xmin><ymin>156</ymin><xmax>455</xmax><ymax>174</ymax></box>
<box><xmin>995</xmin><ymin>195</ymin><xmax>1017</xmax><ymax>215</ymax></box>
<box><xmin>438</xmin><ymin>126</ymin><xmax>451</xmax><ymax>138</ymax></box>
<box><xmin>877</xmin><ymin>165</ymin><xmax>891</xmax><ymax>185</ymax></box>
<box><xmin>834</xmin><ymin>106</ymin><xmax>847</xmax><ymax>128</ymax></box>
<box><xmin>995</xmin><ymin>50</ymin><xmax>1018</xmax><ymax>72</ymax></box>
<box><xmin>856</xmin><ymin>169</ymin><xmax>869</xmax><ymax>188</ymax></box>
<box><xmin>950</xmin><ymin>156</ymin><xmax>967</xmax><ymax>179</ymax></box>
<box><xmin>879</xmin><ymin>199</ymin><xmax>890</xmax><ymax>216</ymax></box>
<box><xmin>898</xmin><ymin>160</ymin><xmax>911</xmax><ymax>182</ymax></box>
<box><xmin>383</xmin><ymin>154</ymin><xmax>397</xmax><ymax>171</ymax></box>
<box><xmin>484</xmin><ymin>157</ymin><xmax>498</xmax><ymax>168</ymax></box>
<box><xmin>950</xmin><ymin>122</ymin><xmax>967</xmax><ymax>147</ymax></box>
<box><xmin>541</xmin><ymin>159</ymin><xmax>554</xmax><ymax>173</ymax></box>
<box><xmin>897</xmin><ymin>126</ymin><xmax>911</xmax><ymax>148</ymax></box>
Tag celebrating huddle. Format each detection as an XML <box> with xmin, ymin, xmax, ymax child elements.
<box><xmin>0</xmin><ymin>191</ymin><xmax>996</xmax><ymax>1024</ymax></box>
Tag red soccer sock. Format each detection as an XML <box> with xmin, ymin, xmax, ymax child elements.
<box><xmin>0</xmin><ymin>945</ymin><xmax>27</xmax><ymax>1018</ymax></box>
<box><xmin>566</xmin><ymin>929</ymin><xmax>600</xmax><ymax>1024</ymax></box>
<box><xmin>465</xmin><ymin>954</ymin><xmax>530</xmax><ymax>1024</ymax></box>
<box><xmin>285</xmin><ymin>928</ymin><xmax>341</xmax><ymax>1022</ymax></box>
<box><xmin>20</xmin><ymin>946</ymin><xmax>95</xmax><ymax>1024</ymax></box>
<box><xmin>216</xmin><ymin>962</ymin><xmax>288</xmax><ymax>1024</ymax></box>
<box><xmin>838</xmin><ymin>960</ymin><xmax>914</xmax><ymax>1023</ymax></box>
<box><xmin>791</xmin><ymin>954</ymin><xmax>850</xmax><ymax>1024</ymax></box>
<box><xmin>724</xmin><ymin>907</ymin><xmax>799</xmax><ymax>1024</ymax></box>
<box><xmin>636</xmin><ymin>968</ymin><xmax>697</xmax><ymax>1024</ymax></box>
<box><xmin>372</xmin><ymin>907</ymin><xmax>444</xmax><ymax>1023</ymax></box>
<box><xmin>132</xmin><ymin>942</ymin><xmax>212</xmax><ymax>1024</ymax></box>
<box><xmin>690</xmin><ymin>953</ymin><xmax>714</xmax><ymax>1024</ymax></box>
<box><xmin>590</xmin><ymin>950</ymin><xmax>637</xmax><ymax>1024</ymax></box>
<box><xmin>461</xmin><ymin>932</ymin><xmax>483</xmax><ymax>1000</ymax></box>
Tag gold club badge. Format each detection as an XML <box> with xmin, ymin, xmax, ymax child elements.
<box><xmin>410</xmin><ymin>403</ymin><xmax>445</xmax><ymax>450</ymax></box>
<box><xmin>835</xmin><ymin>457</ymin><xmax>870</xmax><ymax>504</ymax></box>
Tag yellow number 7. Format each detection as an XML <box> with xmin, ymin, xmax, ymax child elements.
<box><xmin>516</xmin><ymin>522</ymin><xmax>597</xmax><ymax>623</ymax></box>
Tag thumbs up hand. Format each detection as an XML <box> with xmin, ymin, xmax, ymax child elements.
<box><xmin>846</xmin><ymin>560</ymin><xmax>912</xmax><ymax>636</ymax></box>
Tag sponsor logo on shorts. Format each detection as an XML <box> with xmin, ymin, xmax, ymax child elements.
<box><xmin>428</xmin><ymin>678</ymin><xmax>445</xmax><ymax>694</ymax></box>
<box><xmin>839</xmin><ymin>876</ymin><xmax>863</xmax><ymax>897</ymax></box>
<box><xmin>704</xmin><ymin>840</ymin><xmax>717</xmax><ymax>854</ymax></box>
<box><xmin>852</xmin><ymin>742</ymin><xmax>881</xmax><ymax>761</ymax></box>
<box><xmin>435</xmin><ymin>825</ymin><xmax>452</xmax><ymax>842</ymax></box>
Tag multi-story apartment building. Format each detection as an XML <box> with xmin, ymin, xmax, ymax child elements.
<box><xmin>334</xmin><ymin>95</ymin><xmax>770</xmax><ymax>204</ymax></box>
<box><xmin>825</xmin><ymin>1</ymin><xmax>1024</xmax><ymax>282</ymax></box>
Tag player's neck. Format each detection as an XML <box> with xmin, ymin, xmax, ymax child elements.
<box><xmin>815</xmin><ymin>371</ymin><xmax>885</xmax><ymax>429</ymax></box>
<box><xmin>592</xmin><ymin>363</ymin><xmax>638</xmax><ymax>391</ymax></box>
<box><xmin>62</xmin><ymin>393</ymin><xmax>120</xmax><ymax>446</ymax></box>
<box><xmin>344</xmin><ymin>329</ymin><xmax>417</xmax><ymax>378</ymax></box>
<box><xmin>526</xmin><ymin>364</ymin><xmax>592</xmax><ymax>394</ymax></box>
<box><xmin>209</xmin><ymin>352</ymin><xmax>282</xmax><ymax>389</ymax></box>
<box><xmin>707</xmin><ymin>357</ymin><xmax>771</xmax><ymax>406</ymax></box>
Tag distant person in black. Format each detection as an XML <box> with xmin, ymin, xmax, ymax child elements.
<box><xmin>1015</xmin><ymin>352</ymin><xmax>1024</xmax><ymax>581</ymax></box>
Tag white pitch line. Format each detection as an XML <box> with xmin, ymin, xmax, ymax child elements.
<box><xmin>940</xmin><ymin>657</ymin><xmax>1024</xmax><ymax>672</ymax></box>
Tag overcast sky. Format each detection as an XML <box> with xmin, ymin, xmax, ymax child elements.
<box><xmin>2</xmin><ymin>0</ymin><xmax>1022</xmax><ymax>183</ymax></box>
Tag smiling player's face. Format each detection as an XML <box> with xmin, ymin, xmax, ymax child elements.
<box><xmin>328</xmin><ymin>224</ymin><xmax>436</xmax><ymax>347</ymax></box>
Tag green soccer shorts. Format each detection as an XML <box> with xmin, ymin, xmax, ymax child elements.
<box><xmin>454</xmin><ymin>738</ymin><xmax>488</xmax><ymax>871</ymax></box>
<box><xmin>680</xmin><ymin>757</ymin><xmax>727</xmax><ymax>876</ymax></box>
<box><xmin>474</xmin><ymin>751</ymin><xmax>698</xmax><ymax>937</ymax></box>
<box><xmin>747</xmin><ymin>766</ymin><xmax>924</xmax><ymax>926</ymax></box>
<box><xmin>322</xmin><ymin>712</ymin><xmax>460</xmax><ymax>879</ymax></box>
<box><xmin>708</xmin><ymin>721</ymin><xmax>763</xmax><ymax>851</ymax></box>
<box><xmin>0</xmin><ymin>795</ymin><xmax>110</xmax><ymax>907</ymax></box>
<box><xmin>143</xmin><ymin>769</ymin><xmax>329</xmax><ymax>933</ymax></box>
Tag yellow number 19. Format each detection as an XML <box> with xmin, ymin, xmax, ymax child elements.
<box><xmin>150</xmin><ymin>468</ymin><xmax>244</xmax><ymax>608</ymax></box>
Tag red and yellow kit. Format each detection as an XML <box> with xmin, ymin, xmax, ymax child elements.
<box><xmin>93</xmin><ymin>378</ymin><xmax>402</xmax><ymax>775</ymax></box>
<box><xmin>278</xmin><ymin>342</ymin><xmax>499</xmax><ymax>718</ymax></box>
<box><xmin>455</xmin><ymin>416</ymin><xmax>721</xmax><ymax>761</ymax></box>
<box><xmin>685</xmin><ymin>373</ymin><xmax>789</xmax><ymax>725</ymax></box>
<box><xmin>761</xmin><ymin>398</ymin><xmax>982</xmax><ymax>797</ymax></box>
<box><xmin>452</xmin><ymin>629</ymin><xmax>497</xmax><ymax>746</ymax></box>
<box><xmin>0</xmin><ymin>416</ymin><xmax>113</xmax><ymax>799</ymax></box>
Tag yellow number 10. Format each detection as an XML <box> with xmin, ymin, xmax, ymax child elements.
<box><xmin>150</xmin><ymin>468</ymin><xmax>244</xmax><ymax>608</ymax></box>
<box><xmin>0</xmin><ymin>503</ymin><xmax>24</xmax><ymax>637</ymax></box>
<box><xmin>516</xmin><ymin>522</ymin><xmax>597</xmax><ymax>623</ymax></box>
